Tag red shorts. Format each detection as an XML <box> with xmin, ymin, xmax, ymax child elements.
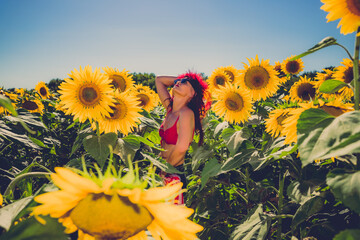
<box><xmin>162</xmin><ymin>173</ymin><xmax>184</xmax><ymax>205</ymax></box>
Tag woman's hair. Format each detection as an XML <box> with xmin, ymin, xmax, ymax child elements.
<box><xmin>177</xmin><ymin>71</ymin><xmax>210</xmax><ymax>146</ymax></box>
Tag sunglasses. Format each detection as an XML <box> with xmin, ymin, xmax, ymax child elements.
<box><xmin>174</xmin><ymin>78</ymin><xmax>190</xmax><ymax>84</ymax></box>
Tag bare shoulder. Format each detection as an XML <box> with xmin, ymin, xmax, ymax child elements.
<box><xmin>179</xmin><ymin>107</ymin><xmax>194</xmax><ymax>120</ymax></box>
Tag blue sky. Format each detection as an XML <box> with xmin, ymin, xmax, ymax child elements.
<box><xmin>0</xmin><ymin>0</ymin><xmax>356</xmax><ymax>89</ymax></box>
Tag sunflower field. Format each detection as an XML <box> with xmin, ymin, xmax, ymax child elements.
<box><xmin>1</xmin><ymin>1</ymin><xmax>360</xmax><ymax>240</ymax></box>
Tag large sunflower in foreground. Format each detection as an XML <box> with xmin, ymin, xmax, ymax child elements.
<box><xmin>207</xmin><ymin>68</ymin><xmax>231</xmax><ymax>93</ymax></box>
<box><xmin>58</xmin><ymin>66</ymin><xmax>116</xmax><ymax>123</ymax></box>
<box><xmin>320</xmin><ymin>0</ymin><xmax>360</xmax><ymax>36</ymax></box>
<box><xmin>238</xmin><ymin>55</ymin><xmax>280</xmax><ymax>101</ymax></box>
<box><xmin>21</xmin><ymin>99</ymin><xmax>44</xmax><ymax>114</ymax></box>
<box><xmin>35</xmin><ymin>81</ymin><xmax>51</xmax><ymax>99</ymax></box>
<box><xmin>281</xmin><ymin>56</ymin><xmax>304</xmax><ymax>75</ymax></box>
<box><xmin>212</xmin><ymin>83</ymin><xmax>253</xmax><ymax>124</ymax></box>
<box><xmin>333</xmin><ymin>58</ymin><xmax>359</xmax><ymax>99</ymax></box>
<box><xmin>103</xmin><ymin>67</ymin><xmax>134</xmax><ymax>93</ymax></box>
<box><xmin>265</xmin><ymin>108</ymin><xmax>293</xmax><ymax>138</ymax></box>
<box><xmin>282</xmin><ymin>99</ymin><xmax>353</xmax><ymax>144</ymax></box>
<box><xmin>33</xmin><ymin>165</ymin><xmax>203</xmax><ymax>240</ymax></box>
<box><xmin>95</xmin><ymin>91</ymin><xmax>142</xmax><ymax>135</ymax></box>
<box><xmin>289</xmin><ymin>76</ymin><xmax>317</xmax><ymax>102</ymax></box>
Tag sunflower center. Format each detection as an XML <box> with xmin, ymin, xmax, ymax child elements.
<box><xmin>22</xmin><ymin>101</ymin><xmax>39</xmax><ymax>110</ymax></box>
<box><xmin>40</xmin><ymin>87</ymin><xmax>47</xmax><ymax>96</ymax></box>
<box><xmin>276</xmin><ymin>113</ymin><xmax>289</xmax><ymax>127</ymax></box>
<box><xmin>79</xmin><ymin>85</ymin><xmax>100</xmax><ymax>106</ymax></box>
<box><xmin>224</xmin><ymin>70</ymin><xmax>235</xmax><ymax>82</ymax></box>
<box><xmin>137</xmin><ymin>94</ymin><xmax>150</xmax><ymax>107</ymax></box>
<box><xmin>297</xmin><ymin>83</ymin><xmax>316</xmax><ymax>101</ymax></box>
<box><xmin>225</xmin><ymin>92</ymin><xmax>244</xmax><ymax>112</ymax></box>
<box><xmin>215</xmin><ymin>76</ymin><xmax>225</xmax><ymax>86</ymax></box>
<box><xmin>244</xmin><ymin>66</ymin><xmax>270</xmax><ymax>89</ymax></box>
<box><xmin>111</xmin><ymin>75</ymin><xmax>127</xmax><ymax>92</ymax></box>
<box><xmin>320</xmin><ymin>105</ymin><xmax>346</xmax><ymax>117</ymax></box>
<box><xmin>343</xmin><ymin>66</ymin><xmax>354</xmax><ymax>83</ymax></box>
<box><xmin>286</xmin><ymin>61</ymin><xmax>300</xmax><ymax>74</ymax></box>
<box><xmin>107</xmin><ymin>101</ymin><xmax>127</xmax><ymax>120</ymax></box>
<box><xmin>70</xmin><ymin>193</ymin><xmax>153</xmax><ymax>240</ymax></box>
<box><xmin>347</xmin><ymin>0</ymin><xmax>360</xmax><ymax>16</ymax></box>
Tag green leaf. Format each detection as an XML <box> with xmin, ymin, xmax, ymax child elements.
<box><xmin>298</xmin><ymin>110</ymin><xmax>360</xmax><ymax>166</ymax></box>
<box><xmin>0</xmin><ymin>121</ymin><xmax>40</xmax><ymax>149</ymax></box>
<box><xmin>333</xmin><ymin>229</ymin><xmax>360</xmax><ymax>240</ymax></box>
<box><xmin>191</xmin><ymin>145</ymin><xmax>213</xmax><ymax>172</ymax></box>
<box><xmin>287</xmin><ymin>181</ymin><xmax>312</xmax><ymax>205</ymax></box>
<box><xmin>0</xmin><ymin>215</ymin><xmax>67</xmax><ymax>240</ymax></box>
<box><xmin>222</xmin><ymin>128</ymin><xmax>250</xmax><ymax>156</ymax></box>
<box><xmin>220</xmin><ymin>149</ymin><xmax>256</xmax><ymax>173</ymax></box>
<box><xmin>291</xmin><ymin>196</ymin><xmax>324</xmax><ymax>230</ymax></box>
<box><xmin>29</xmin><ymin>137</ymin><xmax>47</xmax><ymax>148</ymax></box>
<box><xmin>70</xmin><ymin>127</ymin><xmax>93</xmax><ymax>157</ymax></box>
<box><xmin>139</xmin><ymin>116</ymin><xmax>160</xmax><ymax>129</ymax></box>
<box><xmin>83</xmin><ymin>132</ymin><xmax>117</xmax><ymax>167</ymax></box>
<box><xmin>230</xmin><ymin>204</ymin><xmax>271</xmax><ymax>240</ymax></box>
<box><xmin>327</xmin><ymin>169</ymin><xmax>360</xmax><ymax>214</ymax></box>
<box><xmin>0</xmin><ymin>95</ymin><xmax>17</xmax><ymax>116</ymax></box>
<box><xmin>214</xmin><ymin>121</ymin><xmax>229</xmax><ymax>138</ymax></box>
<box><xmin>290</xmin><ymin>36</ymin><xmax>337</xmax><ymax>60</ymax></box>
<box><xmin>200</xmin><ymin>158</ymin><xmax>222</xmax><ymax>190</ymax></box>
<box><xmin>0</xmin><ymin>197</ymin><xmax>33</xmax><ymax>231</ymax></box>
<box><xmin>114</xmin><ymin>137</ymin><xmax>140</xmax><ymax>162</ymax></box>
<box><xmin>319</xmin><ymin>79</ymin><xmax>348</xmax><ymax>93</ymax></box>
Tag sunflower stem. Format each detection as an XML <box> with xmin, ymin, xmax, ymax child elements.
<box><xmin>335</xmin><ymin>43</ymin><xmax>354</xmax><ymax>61</ymax></box>
<box><xmin>354</xmin><ymin>27</ymin><xmax>360</xmax><ymax>111</ymax></box>
<box><xmin>4</xmin><ymin>172</ymin><xmax>50</xmax><ymax>196</ymax></box>
<box><xmin>95</xmin><ymin>121</ymin><xmax>100</xmax><ymax>137</ymax></box>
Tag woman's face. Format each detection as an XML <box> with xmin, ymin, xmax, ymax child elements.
<box><xmin>173</xmin><ymin>79</ymin><xmax>195</xmax><ymax>99</ymax></box>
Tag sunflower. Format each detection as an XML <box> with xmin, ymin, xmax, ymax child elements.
<box><xmin>33</xmin><ymin>164</ymin><xmax>203</xmax><ymax>240</ymax></box>
<box><xmin>35</xmin><ymin>81</ymin><xmax>51</xmax><ymax>99</ymax></box>
<box><xmin>133</xmin><ymin>84</ymin><xmax>160</xmax><ymax>107</ymax></box>
<box><xmin>333</xmin><ymin>58</ymin><xmax>359</xmax><ymax>99</ymax></box>
<box><xmin>265</xmin><ymin>108</ymin><xmax>293</xmax><ymax>138</ymax></box>
<box><xmin>0</xmin><ymin>193</ymin><xmax>2</xmax><ymax>206</ymax></box>
<box><xmin>95</xmin><ymin>91</ymin><xmax>142</xmax><ymax>135</ymax></box>
<box><xmin>21</xmin><ymin>99</ymin><xmax>44</xmax><ymax>114</ymax></box>
<box><xmin>207</xmin><ymin>68</ymin><xmax>231</xmax><ymax>93</ymax></box>
<box><xmin>320</xmin><ymin>0</ymin><xmax>360</xmax><ymax>36</ymax></box>
<box><xmin>220</xmin><ymin>66</ymin><xmax>240</xmax><ymax>83</ymax></box>
<box><xmin>212</xmin><ymin>83</ymin><xmax>253</xmax><ymax>124</ymax></box>
<box><xmin>289</xmin><ymin>76</ymin><xmax>317</xmax><ymax>102</ymax></box>
<box><xmin>282</xmin><ymin>102</ymin><xmax>316</xmax><ymax>145</ymax></box>
<box><xmin>15</xmin><ymin>88</ymin><xmax>26</xmax><ymax>97</ymax></box>
<box><xmin>58</xmin><ymin>66</ymin><xmax>116</xmax><ymax>123</ymax></box>
<box><xmin>274</xmin><ymin>61</ymin><xmax>288</xmax><ymax>84</ymax></box>
<box><xmin>282</xmin><ymin>99</ymin><xmax>353</xmax><ymax>144</ymax></box>
<box><xmin>320</xmin><ymin>97</ymin><xmax>354</xmax><ymax>116</ymax></box>
<box><xmin>0</xmin><ymin>101</ymin><xmax>16</xmax><ymax>116</ymax></box>
<box><xmin>281</xmin><ymin>56</ymin><xmax>304</xmax><ymax>75</ymax></box>
<box><xmin>238</xmin><ymin>55</ymin><xmax>280</xmax><ymax>101</ymax></box>
<box><xmin>314</xmin><ymin>69</ymin><xmax>341</xmax><ymax>99</ymax></box>
<box><xmin>103</xmin><ymin>66</ymin><xmax>134</xmax><ymax>93</ymax></box>
<box><xmin>133</xmin><ymin>88</ymin><xmax>157</xmax><ymax>112</ymax></box>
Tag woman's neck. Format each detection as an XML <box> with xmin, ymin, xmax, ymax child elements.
<box><xmin>172</xmin><ymin>96</ymin><xmax>189</xmax><ymax>113</ymax></box>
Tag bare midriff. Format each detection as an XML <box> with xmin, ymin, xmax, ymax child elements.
<box><xmin>160</xmin><ymin>142</ymin><xmax>185</xmax><ymax>166</ymax></box>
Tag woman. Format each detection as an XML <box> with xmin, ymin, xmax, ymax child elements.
<box><xmin>155</xmin><ymin>71</ymin><xmax>209</xmax><ymax>204</ymax></box>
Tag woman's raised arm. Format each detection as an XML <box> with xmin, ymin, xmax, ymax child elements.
<box><xmin>155</xmin><ymin>76</ymin><xmax>177</xmax><ymax>111</ymax></box>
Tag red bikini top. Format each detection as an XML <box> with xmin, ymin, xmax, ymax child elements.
<box><xmin>159</xmin><ymin>116</ymin><xmax>179</xmax><ymax>145</ymax></box>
